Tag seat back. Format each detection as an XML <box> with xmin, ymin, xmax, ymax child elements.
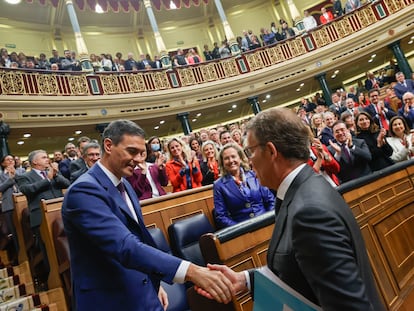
<box><xmin>167</xmin><ymin>214</ymin><xmax>214</xmax><ymax>267</ymax></box>
<box><xmin>147</xmin><ymin>227</ymin><xmax>190</xmax><ymax>311</ymax></box>
<box><xmin>52</xmin><ymin>218</ymin><xmax>72</xmax><ymax>303</ymax></box>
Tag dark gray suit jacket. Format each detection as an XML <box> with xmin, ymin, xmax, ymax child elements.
<box><xmin>69</xmin><ymin>158</ymin><xmax>88</xmax><ymax>183</ymax></box>
<box><xmin>328</xmin><ymin>138</ymin><xmax>372</xmax><ymax>183</ymax></box>
<box><xmin>0</xmin><ymin>172</ymin><xmax>18</xmax><ymax>212</ymax></box>
<box><xmin>254</xmin><ymin>165</ymin><xmax>385</xmax><ymax>311</ymax></box>
<box><xmin>16</xmin><ymin>170</ymin><xmax>70</xmax><ymax>228</ymax></box>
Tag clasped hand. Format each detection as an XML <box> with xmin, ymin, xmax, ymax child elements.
<box><xmin>192</xmin><ymin>264</ymin><xmax>248</xmax><ymax>303</ymax></box>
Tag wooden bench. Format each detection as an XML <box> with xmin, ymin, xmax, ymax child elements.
<box><xmin>197</xmin><ymin>160</ymin><xmax>414</xmax><ymax>311</ymax></box>
<box><xmin>39</xmin><ymin>197</ymin><xmax>65</xmax><ymax>291</ymax></box>
<box><xmin>12</xmin><ymin>193</ymin><xmax>29</xmax><ymax>263</ymax></box>
<box><xmin>38</xmin><ymin>186</ymin><xmax>215</xmax><ymax>295</ymax></box>
<box><xmin>141</xmin><ymin>185</ymin><xmax>215</xmax><ymax>241</ymax></box>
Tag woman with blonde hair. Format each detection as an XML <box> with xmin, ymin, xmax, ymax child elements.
<box><xmin>231</xmin><ymin>129</ymin><xmax>243</xmax><ymax>146</ymax></box>
<box><xmin>165</xmin><ymin>138</ymin><xmax>202</xmax><ymax>192</ymax></box>
<box><xmin>200</xmin><ymin>140</ymin><xmax>220</xmax><ymax>186</ymax></box>
<box><xmin>311</xmin><ymin>113</ymin><xmax>325</xmax><ymax>138</ymax></box>
<box><xmin>213</xmin><ymin>143</ymin><xmax>275</xmax><ymax>228</ymax></box>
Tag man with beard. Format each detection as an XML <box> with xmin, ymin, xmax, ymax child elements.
<box><xmin>59</xmin><ymin>142</ymin><xmax>78</xmax><ymax>179</ymax></box>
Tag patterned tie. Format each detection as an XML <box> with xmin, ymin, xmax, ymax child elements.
<box><xmin>341</xmin><ymin>144</ymin><xmax>352</xmax><ymax>163</ymax></box>
<box><xmin>117</xmin><ymin>182</ymin><xmax>127</xmax><ymax>202</ymax></box>
<box><xmin>40</xmin><ymin>171</ymin><xmax>48</xmax><ymax>179</ymax></box>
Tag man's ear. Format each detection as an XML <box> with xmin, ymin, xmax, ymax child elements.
<box><xmin>267</xmin><ymin>142</ymin><xmax>277</xmax><ymax>156</ymax></box>
<box><xmin>103</xmin><ymin>138</ymin><xmax>112</xmax><ymax>154</ymax></box>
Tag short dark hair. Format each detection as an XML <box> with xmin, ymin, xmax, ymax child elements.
<box><xmin>368</xmin><ymin>88</ymin><xmax>380</xmax><ymax>97</ymax></box>
<box><xmin>102</xmin><ymin>120</ymin><xmax>145</xmax><ymax>152</ymax></box>
<box><xmin>245</xmin><ymin>107</ymin><xmax>309</xmax><ymax>161</ymax></box>
<box><xmin>389</xmin><ymin>116</ymin><xmax>410</xmax><ymax>137</ymax></box>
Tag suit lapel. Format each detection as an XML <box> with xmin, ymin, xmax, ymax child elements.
<box><xmin>89</xmin><ymin>165</ymin><xmax>155</xmax><ymax>246</ymax></box>
<box><xmin>267</xmin><ymin>166</ymin><xmax>314</xmax><ymax>264</ymax></box>
<box><xmin>222</xmin><ymin>174</ymin><xmax>244</xmax><ymax>198</ymax></box>
<box><xmin>89</xmin><ymin>165</ymin><xmax>138</xmax><ymax>224</ymax></box>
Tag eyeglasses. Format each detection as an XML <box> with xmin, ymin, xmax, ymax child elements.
<box><xmin>404</xmin><ymin>97</ymin><xmax>414</xmax><ymax>102</ymax></box>
<box><xmin>243</xmin><ymin>144</ymin><xmax>263</xmax><ymax>158</ymax></box>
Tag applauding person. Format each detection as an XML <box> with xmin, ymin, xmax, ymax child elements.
<box><xmin>200</xmin><ymin>140</ymin><xmax>220</xmax><ymax>186</ymax></box>
<box><xmin>127</xmin><ymin>144</ymin><xmax>168</xmax><ymax>200</ymax></box>
<box><xmin>166</xmin><ymin>138</ymin><xmax>202</xmax><ymax>192</ymax></box>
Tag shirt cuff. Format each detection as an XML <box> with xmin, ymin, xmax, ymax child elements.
<box><xmin>173</xmin><ymin>260</ymin><xmax>191</xmax><ymax>284</ymax></box>
<box><xmin>244</xmin><ymin>270</ymin><xmax>251</xmax><ymax>292</ymax></box>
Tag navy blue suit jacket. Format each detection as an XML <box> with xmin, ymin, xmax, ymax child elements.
<box><xmin>364</xmin><ymin>103</ymin><xmax>396</xmax><ymax>128</ymax></box>
<box><xmin>394</xmin><ymin>79</ymin><xmax>414</xmax><ymax>99</ymax></box>
<box><xmin>213</xmin><ymin>170</ymin><xmax>275</xmax><ymax>228</ymax></box>
<box><xmin>62</xmin><ymin>164</ymin><xmax>182</xmax><ymax>311</ymax></box>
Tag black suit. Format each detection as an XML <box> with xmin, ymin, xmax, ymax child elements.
<box><xmin>251</xmin><ymin>165</ymin><xmax>385</xmax><ymax>310</ymax></box>
<box><xmin>16</xmin><ymin>170</ymin><xmax>70</xmax><ymax>228</ymax></box>
<box><xmin>69</xmin><ymin>158</ymin><xmax>88</xmax><ymax>183</ymax></box>
<box><xmin>328</xmin><ymin>138</ymin><xmax>372</xmax><ymax>183</ymax></box>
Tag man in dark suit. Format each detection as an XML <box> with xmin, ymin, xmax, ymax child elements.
<box><xmin>58</xmin><ymin>142</ymin><xmax>78</xmax><ymax>179</ymax></box>
<box><xmin>62</xmin><ymin>120</ymin><xmax>233</xmax><ymax>311</ymax></box>
<box><xmin>394</xmin><ymin>71</ymin><xmax>414</xmax><ymax>100</ymax></box>
<box><xmin>364</xmin><ymin>88</ymin><xmax>396</xmax><ymax>130</ymax></box>
<box><xmin>329</xmin><ymin>120</ymin><xmax>372</xmax><ymax>183</ymax></box>
<box><xmin>201</xmin><ymin>108</ymin><xmax>385</xmax><ymax>310</ymax></box>
<box><xmin>69</xmin><ymin>141</ymin><xmax>101</xmax><ymax>183</ymax></box>
<box><xmin>16</xmin><ymin>149</ymin><xmax>70</xmax><ymax>286</ymax></box>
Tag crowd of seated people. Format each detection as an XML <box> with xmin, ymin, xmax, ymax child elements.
<box><xmin>2</xmin><ymin>71</ymin><xmax>414</xmax><ymax>231</ymax></box>
<box><xmin>0</xmin><ymin>1</ymin><xmax>379</xmax><ymax>73</ymax></box>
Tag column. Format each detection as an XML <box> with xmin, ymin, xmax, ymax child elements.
<box><xmin>286</xmin><ymin>0</ymin><xmax>301</xmax><ymax>22</ymax></box>
<box><xmin>388</xmin><ymin>41</ymin><xmax>413</xmax><ymax>78</ymax></box>
<box><xmin>64</xmin><ymin>0</ymin><xmax>93</xmax><ymax>72</ymax></box>
<box><xmin>177</xmin><ymin>112</ymin><xmax>192</xmax><ymax>135</ymax></box>
<box><xmin>0</xmin><ymin>121</ymin><xmax>10</xmax><ymax>160</ymax></box>
<box><xmin>247</xmin><ymin>96</ymin><xmax>261</xmax><ymax>115</ymax></box>
<box><xmin>143</xmin><ymin>0</ymin><xmax>171</xmax><ymax>69</ymax></box>
<box><xmin>315</xmin><ymin>73</ymin><xmax>332</xmax><ymax>106</ymax></box>
<box><xmin>213</xmin><ymin>0</ymin><xmax>240</xmax><ymax>56</ymax></box>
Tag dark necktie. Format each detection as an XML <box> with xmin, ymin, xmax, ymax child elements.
<box><xmin>117</xmin><ymin>182</ymin><xmax>127</xmax><ymax>202</ymax></box>
<box><xmin>341</xmin><ymin>144</ymin><xmax>352</xmax><ymax>163</ymax></box>
<box><xmin>41</xmin><ymin>171</ymin><xmax>48</xmax><ymax>179</ymax></box>
<box><xmin>275</xmin><ymin>197</ymin><xmax>283</xmax><ymax>216</ymax></box>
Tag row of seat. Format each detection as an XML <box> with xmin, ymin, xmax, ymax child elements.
<box><xmin>12</xmin><ymin>159</ymin><xmax>414</xmax><ymax>310</ymax></box>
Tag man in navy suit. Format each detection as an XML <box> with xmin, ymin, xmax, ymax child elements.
<box><xmin>394</xmin><ymin>72</ymin><xmax>414</xmax><ymax>100</ymax></box>
<box><xmin>201</xmin><ymin>108</ymin><xmax>385</xmax><ymax>311</ymax></box>
<box><xmin>62</xmin><ymin>120</ymin><xmax>233</xmax><ymax>311</ymax></box>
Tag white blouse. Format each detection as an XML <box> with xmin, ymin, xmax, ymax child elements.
<box><xmin>386</xmin><ymin>134</ymin><xmax>414</xmax><ymax>162</ymax></box>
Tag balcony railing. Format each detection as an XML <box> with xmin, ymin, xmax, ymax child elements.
<box><xmin>0</xmin><ymin>0</ymin><xmax>412</xmax><ymax>97</ymax></box>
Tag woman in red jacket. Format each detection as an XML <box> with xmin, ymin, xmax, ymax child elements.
<box><xmin>166</xmin><ymin>138</ymin><xmax>202</xmax><ymax>192</ymax></box>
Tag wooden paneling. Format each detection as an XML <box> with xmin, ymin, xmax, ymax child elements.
<box><xmin>12</xmin><ymin>193</ymin><xmax>29</xmax><ymax>263</ymax></box>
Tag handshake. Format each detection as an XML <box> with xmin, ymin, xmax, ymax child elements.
<box><xmin>186</xmin><ymin>263</ymin><xmax>249</xmax><ymax>304</ymax></box>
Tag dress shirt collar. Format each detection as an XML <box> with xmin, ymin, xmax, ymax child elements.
<box><xmin>32</xmin><ymin>168</ymin><xmax>45</xmax><ymax>179</ymax></box>
<box><xmin>276</xmin><ymin>163</ymin><xmax>307</xmax><ymax>201</ymax></box>
<box><xmin>97</xmin><ymin>161</ymin><xmax>122</xmax><ymax>187</ymax></box>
